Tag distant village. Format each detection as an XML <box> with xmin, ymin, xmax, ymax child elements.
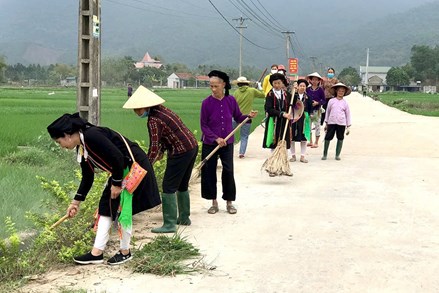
<box><xmin>56</xmin><ymin>51</ymin><xmax>437</xmax><ymax>94</ymax></box>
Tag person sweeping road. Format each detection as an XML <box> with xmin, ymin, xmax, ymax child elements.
<box><xmin>123</xmin><ymin>86</ymin><xmax>198</xmax><ymax>233</ymax></box>
<box><xmin>47</xmin><ymin>113</ymin><xmax>160</xmax><ymax>265</ymax></box>
<box><xmin>200</xmin><ymin>70</ymin><xmax>258</xmax><ymax>214</ymax></box>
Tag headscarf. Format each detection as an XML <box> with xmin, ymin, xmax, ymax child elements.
<box><xmin>208</xmin><ymin>70</ymin><xmax>231</xmax><ymax>96</ymax></box>
<box><xmin>269</xmin><ymin>73</ymin><xmax>288</xmax><ymax>86</ymax></box>
<box><xmin>47</xmin><ymin>112</ymin><xmax>89</xmax><ymax>139</ymax></box>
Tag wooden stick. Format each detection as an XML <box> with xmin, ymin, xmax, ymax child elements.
<box><xmin>50</xmin><ymin>214</ymin><xmax>69</xmax><ymax>229</ymax></box>
<box><xmin>190</xmin><ymin>116</ymin><xmax>251</xmax><ymax>183</ymax></box>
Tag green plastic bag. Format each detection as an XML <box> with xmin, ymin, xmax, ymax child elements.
<box><xmin>265</xmin><ymin>116</ymin><xmax>275</xmax><ymax>147</ymax></box>
<box><xmin>304</xmin><ymin>112</ymin><xmax>311</xmax><ymax>141</ymax></box>
<box><xmin>118</xmin><ymin>168</ymin><xmax>133</xmax><ymax>231</ymax></box>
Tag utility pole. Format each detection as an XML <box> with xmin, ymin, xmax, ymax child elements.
<box><xmin>77</xmin><ymin>0</ymin><xmax>101</xmax><ymax>125</ymax></box>
<box><xmin>310</xmin><ymin>56</ymin><xmax>317</xmax><ymax>72</ymax></box>
<box><xmin>281</xmin><ymin>31</ymin><xmax>294</xmax><ymax>60</ymax></box>
<box><xmin>233</xmin><ymin>16</ymin><xmax>249</xmax><ymax>77</ymax></box>
<box><xmin>365</xmin><ymin>48</ymin><xmax>370</xmax><ymax>91</ymax></box>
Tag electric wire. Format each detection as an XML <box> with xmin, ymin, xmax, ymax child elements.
<box><xmin>208</xmin><ymin>0</ymin><xmax>279</xmax><ymax>50</ymax></box>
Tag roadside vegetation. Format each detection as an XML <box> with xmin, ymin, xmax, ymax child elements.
<box><xmin>0</xmin><ymin>86</ymin><xmax>265</xmax><ymax>291</ymax></box>
<box><xmin>374</xmin><ymin>91</ymin><xmax>439</xmax><ymax>117</ymax></box>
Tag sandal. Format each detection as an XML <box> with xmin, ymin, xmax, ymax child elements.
<box><xmin>269</xmin><ymin>172</ymin><xmax>276</xmax><ymax>177</ymax></box>
<box><xmin>289</xmin><ymin>155</ymin><xmax>296</xmax><ymax>162</ymax></box>
<box><xmin>300</xmin><ymin>157</ymin><xmax>308</xmax><ymax>163</ymax></box>
<box><xmin>227</xmin><ymin>205</ymin><xmax>237</xmax><ymax>214</ymax></box>
<box><xmin>208</xmin><ymin>205</ymin><xmax>219</xmax><ymax>214</ymax></box>
<box><xmin>311</xmin><ymin>144</ymin><xmax>318</xmax><ymax>148</ymax></box>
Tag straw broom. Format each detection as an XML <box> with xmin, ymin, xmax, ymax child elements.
<box><xmin>262</xmin><ymin>83</ymin><xmax>297</xmax><ymax>177</ymax></box>
<box><xmin>190</xmin><ymin>116</ymin><xmax>251</xmax><ymax>184</ymax></box>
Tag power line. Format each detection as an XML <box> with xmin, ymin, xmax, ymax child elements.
<box><xmin>208</xmin><ymin>0</ymin><xmax>279</xmax><ymax>50</ymax></box>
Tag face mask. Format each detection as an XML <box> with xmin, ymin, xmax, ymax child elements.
<box><xmin>271</xmin><ymin>69</ymin><xmax>278</xmax><ymax>74</ymax></box>
<box><xmin>139</xmin><ymin>111</ymin><xmax>149</xmax><ymax>118</ymax></box>
<box><xmin>327</xmin><ymin>73</ymin><xmax>335</xmax><ymax>79</ymax></box>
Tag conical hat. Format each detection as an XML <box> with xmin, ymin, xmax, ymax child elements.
<box><xmin>122</xmin><ymin>85</ymin><xmax>165</xmax><ymax>109</ymax></box>
<box><xmin>329</xmin><ymin>82</ymin><xmax>352</xmax><ymax>96</ymax></box>
<box><xmin>307</xmin><ymin>72</ymin><xmax>323</xmax><ymax>80</ymax></box>
<box><xmin>291</xmin><ymin>100</ymin><xmax>304</xmax><ymax>122</ymax></box>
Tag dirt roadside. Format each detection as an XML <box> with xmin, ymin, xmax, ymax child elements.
<box><xmin>20</xmin><ymin>92</ymin><xmax>439</xmax><ymax>293</ymax></box>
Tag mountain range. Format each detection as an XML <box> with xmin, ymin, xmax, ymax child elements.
<box><xmin>0</xmin><ymin>0</ymin><xmax>438</xmax><ymax>74</ymax></box>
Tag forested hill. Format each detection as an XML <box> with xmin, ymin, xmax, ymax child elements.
<box><xmin>317</xmin><ymin>1</ymin><xmax>439</xmax><ymax>69</ymax></box>
<box><xmin>0</xmin><ymin>0</ymin><xmax>438</xmax><ymax>72</ymax></box>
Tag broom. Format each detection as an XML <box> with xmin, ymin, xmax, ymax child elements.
<box><xmin>190</xmin><ymin>116</ymin><xmax>251</xmax><ymax>184</ymax></box>
<box><xmin>262</xmin><ymin>82</ymin><xmax>298</xmax><ymax>177</ymax></box>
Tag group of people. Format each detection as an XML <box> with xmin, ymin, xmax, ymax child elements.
<box><xmin>47</xmin><ymin>70</ymin><xmax>257</xmax><ymax>266</ymax></box>
<box><xmin>260</xmin><ymin>65</ymin><xmax>351</xmax><ymax>163</ymax></box>
<box><xmin>47</xmin><ymin>65</ymin><xmax>350</xmax><ymax>266</ymax></box>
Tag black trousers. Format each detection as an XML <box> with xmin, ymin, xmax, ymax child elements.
<box><xmin>324</xmin><ymin>124</ymin><xmax>346</xmax><ymax>141</ymax></box>
<box><xmin>201</xmin><ymin>143</ymin><xmax>236</xmax><ymax>201</ymax></box>
<box><xmin>162</xmin><ymin>146</ymin><xmax>198</xmax><ymax>193</ymax></box>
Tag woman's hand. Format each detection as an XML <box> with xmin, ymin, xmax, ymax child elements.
<box><xmin>215</xmin><ymin>137</ymin><xmax>227</xmax><ymax>147</ymax></box>
<box><xmin>248</xmin><ymin>110</ymin><xmax>258</xmax><ymax>119</ymax></box>
<box><xmin>111</xmin><ymin>185</ymin><xmax>123</xmax><ymax>199</ymax></box>
<box><xmin>67</xmin><ymin>201</ymin><xmax>80</xmax><ymax>218</ymax></box>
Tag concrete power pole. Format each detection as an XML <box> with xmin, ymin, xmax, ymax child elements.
<box><xmin>365</xmin><ymin>48</ymin><xmax>370</xmax><ymax>91</ymax></box>
<box><xmin>77</xmin><ymin>0</ymin><xmax>101</xmax><ymax>125</ymax></box>
<box><xmin>233</xmin><ymin>16</ymin><xmax>249</xmax><ymax>77</ymax></box>
<box><xmin>281</xmin><ymin>31</ymin><xmax>294</xmax><ymax>61</ymax></box>
<box><xmin>310</xmin><ymin>56</ymin><xmax>317</xmax><ymax>72</ymax></box>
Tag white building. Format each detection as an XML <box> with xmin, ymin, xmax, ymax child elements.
<box><xmin>359</xmin><ymin>66</ymin><xmax>391</xmax><ymax>92</ymax></box>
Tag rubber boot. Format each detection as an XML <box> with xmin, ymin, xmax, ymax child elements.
<box><xmin>322</xmin><ymin>140</ymin><xmax>330</xmax><ymax>160</ymax></box>
<box><xmin>176</xmin><ymin>191</ymin><xmax>191</xmax><ymax>226</ymax></box>
<box><xmin>151</xmin><ymin>193</ymin><xmax>177</xmax><ymax>233</ymax></box>
<box><xmin>335</xmin><ymin>140</ymin><xmax>343</xmax><ymax>160</ymax></box>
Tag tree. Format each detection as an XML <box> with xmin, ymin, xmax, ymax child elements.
<box><xmin>338</xmin><ymin>66</ymin><xmax>361</xmax><ymax>86</ymax></box>
<box><xmin>0</xmin><ymin>55</ymin><xmax>6</xmax><ymax>83</ymax></box>
<box><xmin>386</xmin><ymin>67</ymin><xmax>410</xmax><ymax>87</ymax></box>
<box><xmin>410</xmin><ymin>45</ymin><xmax>439</xmax><ymax>84</ymax></box>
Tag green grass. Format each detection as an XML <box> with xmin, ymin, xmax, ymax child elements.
<box><xmin>130</xmin><ymin>232</ymin><xmax>201</xmax><ymax>276</ymax></box>
<box><xmin>0</xmin><ymin>86</ymin><xmax>265</xmax><ymax>237</ymax></box>
<box><xmin>375</xmin><ymin>91</ymin><xmax>439</xmax><ymax>116</ymax></box>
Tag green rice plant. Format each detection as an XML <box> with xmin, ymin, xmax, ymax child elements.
<box><xmin>377</xmin><ymin>92</ymin><xmax>439</xmax><ymax>116</ymax></box>
<box><xmin>130</xmin><ymin>232</ymin><xmax>201</xmax><ymax>276</ymax></box>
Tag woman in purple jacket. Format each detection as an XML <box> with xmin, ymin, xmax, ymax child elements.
<box><xmin>200</xmin><ymin>70</ymin><xmax>257</xmax><ymax>215</ymax></box>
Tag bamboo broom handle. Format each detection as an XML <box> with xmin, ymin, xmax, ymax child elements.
<box><xmin>197</xmin><ymin>116</ymin><xmax>250</xmax><ymax>168</ymax></box>
<box><xmin>281</xmin><ymin>81</ymin><xmax>298</xmax><ymax>141</ymax></box>
<box><xmin>50</xmin><ymin>214</ymin><xmax>69</xmax><ymax>229</ymax></box>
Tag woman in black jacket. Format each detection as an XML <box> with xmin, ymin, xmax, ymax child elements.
<box><xmin>47</xmin><ymin>113</ymin><xmax>160</xmax><ymax>265</ymax></box>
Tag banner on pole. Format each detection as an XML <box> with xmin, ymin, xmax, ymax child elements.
<box><xmin>288</xmin><ymin>58</ymin><xmax>298</xmax><ymax>75</ymax></box>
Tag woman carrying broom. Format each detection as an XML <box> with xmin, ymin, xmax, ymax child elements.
<box><xmin>200</xmin><ymin>70</ymin><xmax>258</xmax><ymax>214</ymax></box>
<box><xmin>262</xmin><ymin>73</ymin><xmax>295</xmax><ymax>176</ymax></box>
<box><xmin>47</xmin><ymin>113</ymin><xmax>160</xmax><ymax>265</ymax></box>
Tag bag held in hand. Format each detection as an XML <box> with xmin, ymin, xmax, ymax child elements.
<box><xmin>119</xmin><ymin>133</ymin><xmax>147</xmax><ymax>193</ymax></box>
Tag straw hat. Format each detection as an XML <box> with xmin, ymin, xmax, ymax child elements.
<box><xmin>122</xmin><ymin>85</ymin><xmax>165</xmax><ymax>109</ymax></box>
<box><xmin>233</xmin><ymin>76</ymin><xmax>251</xmax><ymax>85</ymax></box>
<box><xmin>330</xmin><ymin>82</ymin><xmax>352</xmax><ymax>96</ymax></box>
<box><xmin>307</xmin><ymin>72</ymin><xmax>323</xmax><ymax>80</ymax></box>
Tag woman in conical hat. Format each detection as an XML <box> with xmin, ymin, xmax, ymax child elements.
<box><xmin>322</xmin><ymin>82</ymin><xmax>352</xmax><ymax>161</ymax></box>
<box><xmin>123</xmin><ymin>85</ymin><xmax>198</xmax><ymax>233</ymax></box>
<box><xmin>306</xmin><ymin>71</ymin><xmax>326</xmax><ymax>148</ymax></box>
<box><xmin>47</xmin><ymin>112</ymin><xmax>160</xmax><ymax>265</ymax></box>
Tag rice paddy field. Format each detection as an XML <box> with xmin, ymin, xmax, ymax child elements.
<box><xmin>0</xmin><ymin>86</ymin><xmax>266</xmax><ymax>237</ymax></box>
<box><xmin>1</xmin><ymin>87</ymin><xmax>437</xmax><ymax>237</ymax></box>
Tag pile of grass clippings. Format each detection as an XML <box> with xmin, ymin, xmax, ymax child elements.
<box><xmin>130</xmin><ymin>232</ymin><xmax>201</xmax><ymax>276</ymax></box>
